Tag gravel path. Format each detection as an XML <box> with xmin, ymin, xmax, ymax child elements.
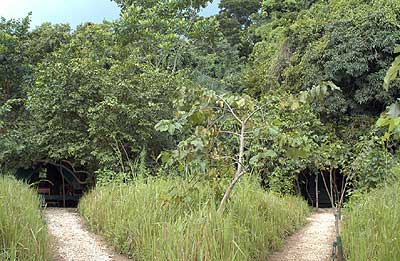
<box><xmin>45</xmin><ymin>208</ymin><xmax>129</xmax><ymax>261</ymax></box>
<box><xmin>269</xmin><ymin>209</ymin><xmax>336</xmax><ymax>261</ymax></box>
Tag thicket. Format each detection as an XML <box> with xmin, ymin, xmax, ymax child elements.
<box><xmin>1</xmin><ymin>0</ymin><xmax>399</xmax><ymax>194</ymax></box>
<box><xmin>79</xmin><ymin>178</ymin><xmax>310</xmax><ymax>260</ymax></box>
<box><xmin>0</xmin><ymin>176</ymin><xmax>49</xmax><ymax>260</ymax></box>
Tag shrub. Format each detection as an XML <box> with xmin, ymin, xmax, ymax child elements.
<box><xmin>79</xmin><ymin>177</ymin><xmax>310</xmax><ymax>260</ymax></box>
<box><xmin>0</xmin><ymin>176</ymin><xmax>49</xmax><ymax>260</ymax></box>
<box><xmin>342</xmin><ymin>181</ymin><xmax>400</xmax><ymax>260</ymax></box>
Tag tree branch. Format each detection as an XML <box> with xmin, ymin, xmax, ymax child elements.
<box><xmin>217</xmin><ymin>95</ymin><xmax>242</xmax><ymax>124</ymax></box>
<box><xmin>219</xmin><ymin>130</ymin><xmax>241</xmax><ymax>136</ymax></box>
<box><xmin>243</xmin><ymin>105</ymin><xmax>263</xmax><ymax>124</ymax></box>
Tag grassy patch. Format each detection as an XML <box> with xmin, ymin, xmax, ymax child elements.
<box><xmin>79</xmin><ymin>177</ymin><xmax>310</xmax><ymax>260</ymax></box>
<box><xmin>0</xmin><ymin>176</ymin><xmax>49</xmax><ymax>260</ymax></box>
<box><xmin>342</xmin><ymin>181</ymin><xmax>400</xmax><ymax>260</ymax></box>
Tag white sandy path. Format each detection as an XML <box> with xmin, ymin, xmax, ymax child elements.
<box><xmin>45</xmin><ymin>208</ymin><xmax>128</xmax><ymax>261</ymax></box>
<box><xmin>269</xmin><ymin>209</ymin><xmax>336</xmax><ymax>261</ymax></box>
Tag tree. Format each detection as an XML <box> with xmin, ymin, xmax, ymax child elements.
<box><xmin>0</xmin><ymin>16</ymin><xmax>30</xmax><ymax>106</ymax></box>
<box><xmin>217</xmin><ymin>0</ymin><xmax>262</xmax><ymax>57</ymax></box>
<box><xmin>0</xmin><ymin>16</ymin><xmax>33</xmax><ymax>170</ymax></box>
<box><xmin>246</xmin><ymin>0</ymin><xmax>400</xmax><ymax>117</ymax></box>
<box><xmin>113</xmin><ymin>0</ymin><xmax>210</xmax><ymax>10</ymax></box>
<box><xmin>25</xmin><ymin>22</ymin><xmax>181</xmax><ymax>172</ymax></box>
<box><xmin>215</xmin><ymin>94</ymin><xmax>261</xmax><ymax>213</ymax></box>
<box><xmin>156</xmin><ymin>84</ymin><xmax>326</xmax><ymax>209</ymax></box>
<box><xmin>26</xmin><ymin>22</ymin><xmax>71</xmax><ymax>65</ymax></box>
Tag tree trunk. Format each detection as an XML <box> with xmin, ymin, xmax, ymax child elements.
<box><xmin>218</xmin><ymin>171</ymin><xmax>245</xmax><ymax>213</ymax></box>
<box><xmin>315</xmin><ymin>174</ymin><xmax>319</xmax><ymax>209</ymax></box>
<box><xmin>61</xmin><ymin>165</ymin><xmax>66</xmax><ymax>208</ymax></box>
<box><xmin>218</xmin><ymin>121</ymin><xmax>246</xmax><ymax>214</ymax></box>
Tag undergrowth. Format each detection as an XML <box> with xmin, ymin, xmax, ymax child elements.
<box><xmin>342</xmin><ymin>181</ymin><xmax>400</xmax><ymax>260</ymax></box>
<box><xmin>79</xmin><ymin>177</ymin><xmax>310</xmax><ymax>260</ymax></box>
<box><xmin>0</xmin><ymin>176</ymin><xmax>49</xmax><ymax>260</ymax></box>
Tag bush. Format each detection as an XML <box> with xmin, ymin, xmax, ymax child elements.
<box><xmin>342</xmin><ymin>181</ymin><xmax>400</xmax><ymax>260</ymax></box>
<box><xmin>79</xmin><ymin>177</ymin><xmax>310</xmax><ymax>260</ymax></box>
<box><xmin>0</xmin><ymin>176</ymin><xmax>49</xmax><ymax>260</ymax></box>
<box><xmin>347</xmin><ymin>135</ymin><xmax>398</xmax><ymax>192</ymax></box>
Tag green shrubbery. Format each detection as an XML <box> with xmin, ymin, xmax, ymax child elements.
<box><xmin>343</xmin><ymin>180</ymin><xmax>400</xmax><ymax>260</ymax></box>
<box><xmin>79</xmin><ymin>177</ymin><xmax>310</xmax><ymax>260</ymax></box>
<box><xmin>0</xmin><ymin>177</ymin><xmax>49</xmax><ymax>260</ymax></box>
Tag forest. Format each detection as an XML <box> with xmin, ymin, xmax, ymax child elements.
<box><xmin>1</xmin><ymin>0</ymin><xmax>400</xmax><ymax>260</ymax></box>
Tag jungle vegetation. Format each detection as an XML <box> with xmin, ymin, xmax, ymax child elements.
<box><xmin>1</xmin><ymin>0</ymin><xmax>400</xmax><ymax>259</ymax></box>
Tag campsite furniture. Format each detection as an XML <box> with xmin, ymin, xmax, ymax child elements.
<box><xmin>15</xmin><ymin>161</ymin><xmax>92</xmax><ymax>207</ymax></box>
<box><xmin>38</xmin><ymin>187</ymin><xmax>51</xmax><ymax>195</ymax></box>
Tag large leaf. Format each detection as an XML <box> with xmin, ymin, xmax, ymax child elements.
<box><xmin>387</xmin><ymin>102</ymin><xmax>400</xmax><ymax>119</ymax></box>
<box><xmin>384</xmin><ymin>55</ymin><xmax>400</xmax><ymax>91</ymax></box>
<box><xmin>155</xmin><ymin>120</ymin><xmax>172</xmax><ymax>132</ymax></box>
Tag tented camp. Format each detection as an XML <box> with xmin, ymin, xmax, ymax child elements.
<box><xmin>298</xmin><ymin>169</ymin><xmax>347</xmax><ymax>208</ymax></box>
<box><xmin>16</xmin><ymin>161</ymin><xmax>92</xmax><ymax>207</ymax></box>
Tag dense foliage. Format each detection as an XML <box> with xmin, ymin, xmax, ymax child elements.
<box><xmin>0</xmin><ymin>176</ymin><xmax>49</xmax><ymax>260</ymax></box>
<box><xmin>1</xmin><ymin>0</ymin><xmax>398</xmax><ymax>195</ymax></box>
<box><xmin>79</xmin><ymin>177</ymin><xmax>310</xmax><ymax>260</ymax></box>
<box><xmin>247</xmin><ymin>0</ymin><xmax>400</xmax><ymax>116</ymax></box>
<box><xmin>0</xmin><ymin>0</ymin><xmax>398</xmax><ymax>218</ymax></box>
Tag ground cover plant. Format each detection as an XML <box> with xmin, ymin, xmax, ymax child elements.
<box><xmin>0</xmin><ymin>176</ymin><xmax>49</xmax><ymax>260</ymax></box>
<box><xmin>342</xmin><ymin>179</ymin><xmax>400</xmax><ymax>260</ymax></box>
<box><xmin>79</xmin><ymin>177</ymin><xmax>310</xmax><ymax>260</ymax></box>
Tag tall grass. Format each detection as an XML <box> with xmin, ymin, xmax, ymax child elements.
<box><xmin>0</xmin><ymin>176</ymin><xmax>49</xmax><ymax>260</ymax></box>
<box><xmin>342</xmin><ymin>181</ymin><xmax>400</xmax><ymax>260</ymax></box>
<box><xmin>79</xmin><ymin>177</ymin><xmax>310</xmax><ymax>260</ymax></box>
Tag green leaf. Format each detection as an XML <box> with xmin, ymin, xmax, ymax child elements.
<box><xmin>155</xmin><ymin>120</ymin><xmax>171</xmax><ymax>132</ymax></box>
<box><xmin>376</xmin><ymin>116</ymin><xmax>391</xmax><ymax>127</ymax></box>
<box><xmin>387</xmin><ymin>102</ymin><xmax>400</xmax><ymax>119</ymax></box>
<box><xmin>271</xmin><ymin>119</ymin><xmax>283</xmax><ymax>127</ymax></box>
<box><xmin>298</xmin><ymin>92</ymin><xmax>308</xmax><ymax>103</ymax></box>
<box><xmin>382</xmin><ymin>132</ymin><xmax>391</xmax><ymax>141</ymax></box>
<box><xmin>263</xmin><ymin>150</ymin><xmax>277</xmax><ymax>158</ymax></box>
<box><xmin>189</xmin><ymin>111</ymin><xmax>205</xmax><ymax>124</ymax></box>
<box><xmin>160</xmin><ymin>151</ymin><xmax>171</xmax><ymax>163</ymax></box>
<box><xmin>168</xmin><ymin>124</ymin><xmax>176</xmax><ymax>135</ymax></box>
<box><xmin>190</xmin><ymin>138</ymin><xmax>203</xmax><ymax>149</ymax></box>
<box><xmin>388</xmin><ymin>117</ymin><xmax>400</xmax><ymax>133</ymax></box>
<box><xmin>249</xmin><ymin>155</ymin><xmax>260</xmax><ymax>166</ymax></box>
<box><xmin>236</xmin><ymin>98</ymin><xmax>246</xmax><ymax>108</ymax></box>
<box><xmin>268</xmin><ymin>126</ymin><xmax>280</xmax><ymax>136</ymax></box>
<box><xmin>287</xmin><ymin>147</ymin><xmax>308</xmax><ymax>159</ymax></box>
<box><xmin>384</xmin><ymin>56</ymin><xmax>400</xmax><ymax>91</ymax></box>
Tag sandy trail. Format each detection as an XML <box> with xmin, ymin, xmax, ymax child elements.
<box><xmin>45</xmin><ymin>208</ymin><xmax>129</xmax><ymax>261</ymax></box>
<box><xmin>269</xmin><ymin>209</ymin><xmax>336</xmax><ymax>261</ymax></box>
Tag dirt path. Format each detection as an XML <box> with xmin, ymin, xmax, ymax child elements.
<box><xmin>45</xmin><ymin>208</ymin><xmax>129</xmax><ymax>261</ymax></box>
<box><xmin>269</xmin><ymin>209</ymin><xmax>336</xmax><ymax>261</ymax></box>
